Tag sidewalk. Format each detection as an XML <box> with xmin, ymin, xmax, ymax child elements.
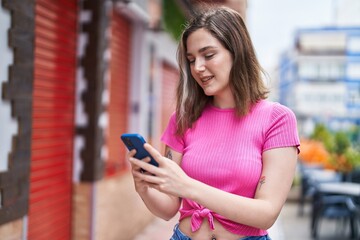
<box><xmin>134</xmin><ymin>188</ymin><xmax>357</xmax><ymax>240</ymax></box>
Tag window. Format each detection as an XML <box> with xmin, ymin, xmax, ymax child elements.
<box><xmin>298</xmin><ymin>60</ymin><xmax>345</xmax><ymax>81</ymax></box>
<box><xmin>347</xmin><ymin>36</ymin><xmax>360</xmax><ymax>54</ymax></box>
<box><xmin>347</xmin><ymin>62</ymin><xmax>360</xmax><ymax>79</ymax></box>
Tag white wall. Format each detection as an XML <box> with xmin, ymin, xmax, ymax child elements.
<box><xmin>0</xmin><ymin>2</ymin><xmax>18</xmax><ymax>172</ymax></box>
<box><xmin>121</xmin><ymin>1</ymin><xmax>178</xmax><ymax>150</ymax></box>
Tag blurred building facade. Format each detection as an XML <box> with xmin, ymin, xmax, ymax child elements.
<box><xmin>0</xmin><ymin>0</ymin><xmax>247</xmax><ymax>239</ymax></box>
<box><xmin>0</xmin><ymin>0</ymin><xmax>179</xmax><ymax>239</ymax></box>
<box><xmin>279</xmin><ymin>27</ymin><xmax>360</xmax><ymax>136</ymax></box>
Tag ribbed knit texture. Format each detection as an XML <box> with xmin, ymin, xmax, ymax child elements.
<box><xmin>161</xmin><ymin>100</ymin><xmax>300</xmax><ymax>236</ymax></box>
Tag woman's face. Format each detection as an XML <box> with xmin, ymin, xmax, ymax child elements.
<box><xmin>186</xmin><ymin>28</ymin><xmax>233</xmax><ymax>103</ymax></box>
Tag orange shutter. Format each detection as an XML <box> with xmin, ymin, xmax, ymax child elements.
<box><xmin>105</xmin><ymin>10</ymin><xmax>131</xmax><ymax>176</ymax></box>
<box><xmin>29</xmin><ymin>0</ymin><xmax>77</xmax><ymax>239</ymax></box>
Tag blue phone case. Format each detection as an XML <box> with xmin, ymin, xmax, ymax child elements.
<box><xmin>120</xmin><ymin>133</ymin><xmax>159</xmax><ymax>167</ymax></box>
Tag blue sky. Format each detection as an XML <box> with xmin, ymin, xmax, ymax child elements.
<box><xmin>247</xmin><ymin>0</ymin><xmax>336</xmax><ymax>72</ymax></box>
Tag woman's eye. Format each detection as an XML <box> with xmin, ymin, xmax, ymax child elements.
<box><xmin>188</xmin><ymin>59</ymin><xmax>195</xmax><ymax>64</ymax></box>
<box><xmin>205</xmin><ymin>54</ymin><xmax>215</xmax><ymax>59</ymax></box>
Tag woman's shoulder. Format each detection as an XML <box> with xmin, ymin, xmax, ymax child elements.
<box><xmin>253</xmin><ymin>99</ymin><xmax>295</xmax><ymax>116</ymax></box>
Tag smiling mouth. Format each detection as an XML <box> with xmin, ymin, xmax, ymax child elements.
<box><xmin>201</xmin><ymin>76</ymin><xmax>214</xmax><ymax>83</ymax></box>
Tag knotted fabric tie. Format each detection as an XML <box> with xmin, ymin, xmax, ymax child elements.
<box><xmin>190</xmin><ymin>208</ymin><xmax>215</xmax><ymax>232</ymax></box>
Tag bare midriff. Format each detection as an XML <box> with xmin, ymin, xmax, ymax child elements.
<box><xmin>179</xmin><ymin>217</ymin><xmax>246</xmax><ymax>240</ymax></box>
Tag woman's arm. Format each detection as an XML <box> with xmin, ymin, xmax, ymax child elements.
<box><xmin>128</xmin><ymin>146</ymin><xmax>182</xmax><ymax>221</ymax></box>
<box><xmin>135</xmin><ymin>144</ymin><xmax>297</xmax><ymax>229</ymax></box>
<box><xmin>188</xmin><ymin>146</ymin><xmax>298</xmax><ymax>229</ymax></box>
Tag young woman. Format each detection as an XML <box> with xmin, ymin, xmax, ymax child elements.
<box><xmin>128</xmin><ymin>7</ymin><xmax>300</xmax><ymax>240</ymax></box>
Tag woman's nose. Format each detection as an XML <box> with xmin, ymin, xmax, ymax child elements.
<box><xmin>194</xmin><ymin>59</ymin><xmax>205</xmax><ymax>72</ymax></box>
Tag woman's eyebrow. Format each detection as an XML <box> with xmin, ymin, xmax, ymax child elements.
<box><xmin>186</xmin><ymin>46</ymin><xmax>217</xmax><ymax>56</ymax></box>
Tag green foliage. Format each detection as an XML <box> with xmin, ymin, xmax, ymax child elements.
<box><xmin>348</xmin><ymin>126</ymin><xmax>360</xmax><ymax>149</ymax></box>
<box><xmin>333</xmin><ymin>132</ymin><xmax>350</xmax><ymax>155</ymax></box>
<box><xmin>162</xmin><ymin>0</ymin><xmax>187</xmax><ymax>41</ymax></box>
<box><xmin>310</xmin><ymin>124</ymin><xmax>334</xmax><ymax>152</ymax></box>
<box><xmin>310</xmin><ymin>123</ymin><xmax>360</xmax><ymax>172</ymax></box>
<box><xmin>345</xmin><ymin>147</ymin><xmax>360</xmax><ymax>168</ymax></box>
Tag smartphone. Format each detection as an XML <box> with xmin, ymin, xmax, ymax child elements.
<box><xmin>120</xmin><ymin>133</ymin><xmax>159</xmax><ymax>167</ymax></box>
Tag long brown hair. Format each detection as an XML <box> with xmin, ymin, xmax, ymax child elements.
<box><xmin>176</xmin><ymin>7</ymin><xmax>268</xmax><ymax>135</ymax></box>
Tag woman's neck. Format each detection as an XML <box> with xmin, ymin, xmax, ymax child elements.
<box><xmin>212</xmin><ymin>96</ymin><xmax>235</xmax><ymax>109</ymax></box>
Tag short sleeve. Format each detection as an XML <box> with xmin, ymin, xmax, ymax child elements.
<box><xmin>161</xmin><ymin>112</ymin><xmax>185</xmax><ymax>153</ymax></box>
<box><xmin>263</xmin><ymin>103</ymin><xmax>300</xmax><ymax>153</ymax></box>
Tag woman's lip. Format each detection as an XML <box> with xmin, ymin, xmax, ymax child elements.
<box><xmin>201</xmin><ymin>76</ymin><xmax>213</xmax><ymax>82</ymax></box>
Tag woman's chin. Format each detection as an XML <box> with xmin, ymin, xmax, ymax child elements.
<box><xmin>202</xmin><ymin>88</ymin><xmax>215</xmax><ymax>96</ymax></box>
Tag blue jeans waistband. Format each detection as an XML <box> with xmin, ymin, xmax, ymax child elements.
<box><xmin>170</xmin><ymin>224</ymin><xmax>271</xmax><ymax>240</ymax></box>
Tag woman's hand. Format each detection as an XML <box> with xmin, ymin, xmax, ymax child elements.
<box><xmin>129</xmin><ymin>143</ymin><xmax>190</xmax><ymax>198</ymax></box>
<box><xmin>127</xmin><ymin>144</ymin><xmax>183</xmax><ymax>220</ymax></box>
<box><xmin>127</xmin><ymin>149</ymin><xmax>153</xmax><ymax>194</ymax></box>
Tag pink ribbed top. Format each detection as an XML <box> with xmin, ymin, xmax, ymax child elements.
<box><xmin>161</xmin><ymin>100</ymin><xmax>300</xmax><ymax>236</ymax></box>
